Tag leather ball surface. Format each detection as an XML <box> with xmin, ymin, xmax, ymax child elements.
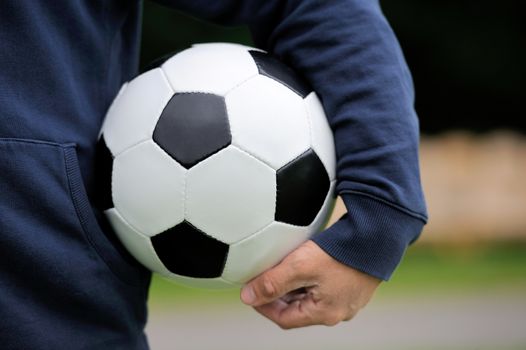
<box><xmin>95</xmin><ymin>43</ymin><xmax>336</xmax><ymax>289</ymax></box>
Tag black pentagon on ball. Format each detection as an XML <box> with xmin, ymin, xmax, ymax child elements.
<box><xmin>249</xmin><ymin>50</ymin><xmax>312</xmax><ymax>98</ymax></box>
<box><xmin>151</xmin><ymin>221</ymin><xmax>229</xmax><ymax>278</ymax></box>
<box><xmin>92</xmin><ymin>135</ymin><xmax>114</xmax><ymax>211</ymax></box>
<box><xmin>153</xmin><ymin>93</ymin><xmax>231</xmax><ymax>169</ymax></box>
<box><xmin>275</xmin><ymin>149</ymin><xmax>330</xmax><ymax>226</ymax></box>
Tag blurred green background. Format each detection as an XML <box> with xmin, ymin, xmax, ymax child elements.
<box><xmin>140</xmin><ymin>1</ymin><xmax>526</xmax><ymax>349</ymax></box>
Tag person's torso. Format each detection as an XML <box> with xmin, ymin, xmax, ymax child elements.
<box><xmin>0</xmin><ymin>0</ymin><xmax>142</xmax><ymax>193</ymax></box>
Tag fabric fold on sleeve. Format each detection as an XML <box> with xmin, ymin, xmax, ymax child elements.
<box><xmin>312</xmin><ymin>192</ymin><xmax>426</xmax><ymax>281</ymax></box>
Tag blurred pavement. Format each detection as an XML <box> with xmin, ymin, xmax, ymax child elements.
<box><xmin>146</xmin><ymin>291</ymin><xmax>526</xmax><ymax>350</ymax></box>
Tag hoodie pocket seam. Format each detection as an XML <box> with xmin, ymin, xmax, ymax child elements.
<box><xmin>62</xmin><ymin>144</ymin><xmax>148</xmax><ymax>288</ymax></box>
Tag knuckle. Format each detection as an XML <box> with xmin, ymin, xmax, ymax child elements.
<box><xmin>341</xmin><ymin>309</ymin><xmax>355</xmax><ymax>322</ymax></box>
<box><xmin>322</xmin><ymin>315</ymin><xmax>341</xmax><ymax>327</ymax></box>
<box><xmin>260</xmin><ymin>275</ymin><xmax>278</xmax><ymax>299</ymax></box>
<box><xmin>286</xmin><ymin>255</ymin><xmax>303</xmax><ymax>273</ymax></box>
<box><xmin>288</xmin><ymin>246</ymin><xmax>310</xmax><ymax>267</ymax></box>
<box><xmin>347</xmin><ymin>303</ymin><xmax>360</xmax><ymax>318</ymax></box>
<box><xmin>342</xmin><ymin>306</ymin><xmax>359</xmax><ymax>322</ymax></box>
<box><xmin>322</xmin><ymin>310</ymin><xmax>345</xmax><ymax>327</ymax></box>
<box><xmin>277</xmin><ymin>321</ymin><xmax>294</xmax><ymax>330</ymax></box>
<box><xmin>343</xmin><ymin>313</ymin><xmax>355</xmax><ymax>322</ymax></box>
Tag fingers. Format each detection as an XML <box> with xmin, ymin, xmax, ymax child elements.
<box><xmin>241</xmin><ymin>260</ymin><xmax>312</xmax><ymax>307</ymax></box>
<box><xmin>280</xmin><ymin>287</ymin><xmax>308</xmax><ymax>304</ymax></box>
<box><xmin>254</xmin><ymin>294</ymin><xmax>345</xmax><ymax>329</ymax></box>
<box><xmin>239</xmin><ymin>241</ymin><xmax>383</xmax><ymax>329</ymax></box>
<box><xmin>255</xmin><ymin>299</ymin><xmax>313</xmax><ymax>330</ymax></box>
<box><xmin>241</xmin><ymin>245</ymin><xmax>316</xmax><ymax>307</ymax></box>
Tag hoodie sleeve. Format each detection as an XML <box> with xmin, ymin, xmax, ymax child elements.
<box><xmin>155</xmin><ymin>0</ymin><xmax>428</xmax><ymax>280</ymax></box>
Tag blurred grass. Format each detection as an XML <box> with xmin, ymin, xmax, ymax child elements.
<box><xmin>148</xmin><ymin>242</ymin><xmax>526</xmax><ymax>307</ymax></box>
<box><xmin>376</xmin><ymin>241</ymin><xmax>526</xmax><ymax>298</ymax></box>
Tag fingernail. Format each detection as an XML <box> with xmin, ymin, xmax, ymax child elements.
<box><xmin>241</xmin><ymin>285</ymin><xmax>256</xmax><ymax>305</ymax></box>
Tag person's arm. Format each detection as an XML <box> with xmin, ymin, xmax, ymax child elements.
<box><xmin>156</xmin><ymin>0</ymin><xmax>428</xmax><ymax>327</ymax></box>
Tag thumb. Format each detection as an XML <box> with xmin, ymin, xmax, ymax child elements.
<box><xmin>240</xmin><ymin>254</ymin><xmax>312</xmax><ymax>307</ymax></box>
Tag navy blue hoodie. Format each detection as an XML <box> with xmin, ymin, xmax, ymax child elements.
<box><xmin>0</xmin><ymin>0</ymin><xmax>427</xmax><ymax>348</ymax></box>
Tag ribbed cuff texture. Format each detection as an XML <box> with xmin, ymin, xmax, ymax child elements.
<box><xmin>311</xmin><ymin>193</ymin><xmax>426</xmax><ymax>281</ymax></box>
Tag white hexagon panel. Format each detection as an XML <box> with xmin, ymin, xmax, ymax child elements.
<box><xmin>222</xmin><ymin>221</ymin><xmax>310</xmax><ymax>284</ymax></box>
<box><xmin>161</xmin><ymin>43</ymin><xmax>259</xmax><ymax>96</ymax></box>
<box><xmin>305</xmin><ymin>92</ymin><xmax>337</xmax><ymax>181</ymax></box>
<box><xmin>226</xmin><ymin>74</ymin><xmax>311</xmax><ymax>170</ymax></box>
<box><xmin>185</xmin><ymin>146</ymin><xmax>276</xmax><ymax>244</ymax></box>
<box><xmin>112</xmin><ymin>140</ymin><xmax>186</xmax><ymax>236</ymax></box>
<box><xmin>103</xmin><ymin>68</ymin><xmax>174</xmax><ymax>156</ymax></box>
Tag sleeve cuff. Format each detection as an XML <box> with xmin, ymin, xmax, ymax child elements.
<box><xmin>311</xmin><ymin>193</ymin><xmax>426</xmax><ymax>281</ymax></box>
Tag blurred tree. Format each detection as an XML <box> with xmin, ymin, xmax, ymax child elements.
<box><xmin>140</xmin><ymin>1</ymin><xmax>251</xmax><ymax>69</ymax></box>
<box><xmin>381</xmin><ymin>0</ymin><xmax>526</xmax><ymax>133</ymax></box>
<box><xmin>141</xmin><ymin>0</ymin><xmax>526</xmax><ymax>133</ymax></box>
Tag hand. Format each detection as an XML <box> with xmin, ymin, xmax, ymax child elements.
<box><xmin>240</xmin><ymin>240</ymin><xmax>381</xmax><ymax>329</ymax></box>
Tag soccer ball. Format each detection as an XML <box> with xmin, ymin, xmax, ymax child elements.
<box><xmin>94</xmin><ymin>43</ymin><xmax>336</xmax><ymax>289</ymax></box>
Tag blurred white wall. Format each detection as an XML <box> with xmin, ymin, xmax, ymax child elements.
<box><xmin>327</xmin><ymin>131</ymin><xmax>526</xmax><ymax>243</ymax></box>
